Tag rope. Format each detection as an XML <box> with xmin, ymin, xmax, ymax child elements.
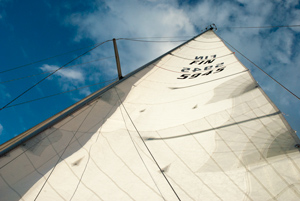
<box><xmin>0</xmin><ymin>43</ymin><xmax>106</xmax><ymax>74</ymax></box>
<box><xmin>114</xmin><ymin>88</ymin><xmax>181</xmax><ymax>201</ymax></box>
<box><xmin>117</xmin><ymin>92</ymin><xmax>166</xmax><ymax>200</ymax></box>
<box><xmin>1</xmin><ymin>78</ymin><xmax>117</xmax><ymax>109</ymax></box>
<box><xmin>118</xmin><ymin>36</ymin><xmax>193</xmax><ymax>39</ymax></box>
<box><xmin>218</xmin><ymin>35</ymin><xmax>300</xmax><ymax>101</ymax></box>
<box><xmin>34</xmin><ymin>102</ymin><xmax>97</xmax><ymax>201</ymax></box>
<box><xmin>224</xmin><ymin>25</ymin><xmax>300</xmax><ymax>29</ymax></box>
<box><xmin>0</xmin><ymin>40</ymin><xmax>112</xmax><ymax>111</ymax></box>
<box><xmin>0</xmin><ymin>56</ymin><xmax>114</xmax><ymax>84</ymax></box>
<box><xmin>119</xmin><ymin>38</ymin><xmax>187</xmax><ymax>43</ymax></box>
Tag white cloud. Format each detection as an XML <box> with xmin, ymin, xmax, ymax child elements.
<box><xmin>40</xmin><ymin>64</ymin><xmax>84</xmax><ymax>82</ymax></box>
<box><xmin>40</xmin><ymin>64</ymin><xmax>85</xmax><ymax>91</ymax></box>
<box><xmin>67</xmin><ymin>0</ymin><xmax>300</xmax><ymax>96</ymax></box>
<box><xmin>64</xmin><ymin>0</ymin><xmax>300</xmax><ymax>132</ymax></box>
<box><xmin>0</xmin><ymin>124</ymin><xmax>3</xmax><ymax>135</ymax></box>
<box><xmin>69</xmin><ymin>0</ymin><xmax>196</xmax><ymax>74</ymax></box>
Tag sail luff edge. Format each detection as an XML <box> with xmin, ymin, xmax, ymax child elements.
<box><xmin>0</xmin><ymin>29</ymin><xmax>211</xmax><ymax>157</ymax></box>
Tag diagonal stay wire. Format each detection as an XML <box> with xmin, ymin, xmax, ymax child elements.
<box><xmin>0</xmin><ymin>40</ymin><xmax>112</xmax><ymax>111</ymax></box>
<box><xmin>118</xmin><ymin>38</ymin><xmax>187</xmax><ymax>43</ymax></box>
<box><xmin>223</xmin><ymin>24</ymin><xmax>300</xmax><ymax>29</ymax></box>
<box><xmin>34</xmin><ymin>101</ymin><xmax>97</xmax><ymax>201</ymax></box>
<box><xmin>118</xmin><ymin>36</ymin><xmax>193</xmax><ymax>40</ymax></box>
<box><xmin>0</xmin><ymin>43</ymin><xmax>106</xmax><ymax>74</ymax></box>
<box><xmin>114</xmin><ymin>88</ymin><xmax>181</xmax><ymax>201</ymax></box>
<box><xmin>218</xmin><ymin>35</ymin><xmax>300</xmax><ymax>101</ymax></box>
<box><xmin>0</xmin><ymin>56</ymin><xmax>114</xmax><ymax>84</ymax></box>
<box><xmin>1</xmin><ymin>24</ymin><xmax>299</xmax><ymax>74</ymax></box>
<box><xmin>117</xmin><ymin>96</ymin><xmax>166</xmax><ymax>201</ymax></box>
<box><xmin>2</xmin><ymin>78</ymin><xmax>117</xmax><ymax>109</ymax></box>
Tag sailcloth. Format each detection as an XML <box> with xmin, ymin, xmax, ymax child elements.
<box><xmin>1</xmin><ymin>30</ymin><xmax>300</xmax><ymax>201</ymax></box>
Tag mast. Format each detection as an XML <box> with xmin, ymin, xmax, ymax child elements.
<box><xmin>113</xmin><ymin>38</ymin><xmax>123</xmax><ymax>80</ymax></box>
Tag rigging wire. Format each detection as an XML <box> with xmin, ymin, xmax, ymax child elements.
<box><xmin>117</xmin><ymin>94</ymin><xmax>166</xmax><ymax>200</ymax></box>
<box><xmin>114</xmin><ymin>88</ymin><xmax>181</xmax><ymax>201</ymax></box>
<box><xmin>34</xmin><ymin>102</ymin><xmax>98</xmax><ymax>201</ymax></box>
<box><xmin>1</xmin><ymin>78</ymin><xmax>117</xmax><ymax>109</ymax></box>
<box><xmin>118</xmin><ymin>38</ymin><xmax>188</xmax><ymax>43</ymax></box>
<box><xmin>218</xmin><ymin>35</ymin><xmax>300</xmax><ymax>101</ymax></box>
<box><xmin>0</xmin><ymin>40</ymin><xmax>112</xmax><ymax>111</ymax></box>
<box><xmin>0</xmin><ymin>56</ymin><xmax>114</xmax><ymax>84</ymax></box>
<box><xmin>118</xmin><ymin>36</ymin><xmax>193</xmax><ymax>39</ymax></box>
<box><xmin>223</xmin><ymin>24</ymin><xmax>300</xmax><ymax>29</ymax></box>
<box><xmin>2</xmin><ymin>24</ymin><xmax>299</xmax><ymax>75</ymax></box>
<box><xmin>0</xmin><ymin>43</ymin><xmax>106</xmax><ymax>74</ymax></box>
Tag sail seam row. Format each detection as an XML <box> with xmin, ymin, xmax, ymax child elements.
<box><xmin>154</xmin><ymin>130</ymin><xmax>223</xmax><ymax>200</ymax></box>
<box><xmin>0</xmin><ymin>29</ymin><xmax>210</xmax><ymax>157</ymax></box>
<box><xmin>117</xmin><ymin>94</ymin><xmax>166</xmax><ymax>200</ymax></box>
<box><xmin>69</xmin><ymin>110</ymin><xmax>104</xmax><ymax>201</ymax></box>
<box><xmin>34</xmin><ymin>103</ymin><xmax>98</xmax><ymax>201</ymax></box>
<box><xmin>0</xmin><ymin>99</ymin><xmax>95</xmax><ymax>170</ymax></box>
<box><xmin>114</xmin><ymin>88</ymin><xmax>181</xmax><ymax>201</ymax></box>
<box><xmin>223</xmin><ymin>109</ymin><xmax>296</xmax><ymax>199</ymax></box>
<box><xmin>23</xmin><ymin>150</ymin><xmax>66</xmax><ymax>200</ymax></box>
<box><xmin>219</xmin><ymin>36</ymin><xmax>300</xmax><ymax>101</ymax></box>
<box><xmin>170</xmin><ymin>52</ymin><xmax>233</xmax><ymax>61</ymax></box>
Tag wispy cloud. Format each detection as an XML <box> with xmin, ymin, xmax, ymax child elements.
<box><xmin>40</xmin><ymin>64</ymin><xmax>84</xmax><ymax>81</ymax></box>
<box><xmin>40</xmin><ymin>64</ymin><xmax>85</xmax><ymax>91</ymax></box>
<box><xmin>69</xmin><ymin>0</ymin><xmax>196</xmax><ymax>74</ymax></box>
<box><xmin>64</xmin><ymin>0</ymin><xmax>300</xmax><ymax>132</ymax></box>
<box><xmin>0</xmin><ymin>124</ymin><xmax>3</xmax><ymax>136</ymax></box>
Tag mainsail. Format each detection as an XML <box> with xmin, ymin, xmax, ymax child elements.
<box><xmin>1</xmin><ymin>29</ymin><xmax>300</xmax><ymax>201</ymax></box>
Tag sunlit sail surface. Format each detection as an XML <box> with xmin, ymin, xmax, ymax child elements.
<box><xmin>1</xmin><ymin>30</ymin><xmax>300</xmax><ymax>201</ymax></box>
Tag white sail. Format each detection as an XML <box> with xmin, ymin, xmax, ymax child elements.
<box><xmin>1</xmin><ymin>30</ymin><xmax>300</xmax><ymax>201</ymax></box>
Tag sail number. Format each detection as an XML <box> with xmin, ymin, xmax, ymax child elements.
<box><xmin>177</xmin><ymin>63</ymin><xmax>225</xmax><ymax>79</ymax></box>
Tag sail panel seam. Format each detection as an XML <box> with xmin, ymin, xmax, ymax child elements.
<box><xmin>116</xmin><ymin>90</ymin><xmax>166</xmax><ymax>200</ymax></box>
<box><xmin>114</xmin><ymin>88</ymin><xmax>181</xmax><ymax>201</ymax></box>
<box><xmin>218</xmin><ymin>36</ymin><xmax>300</xmax><ymax>101</ymax></box>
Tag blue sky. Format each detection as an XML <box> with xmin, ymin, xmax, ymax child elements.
<box><xmin>0</xmin><ymin>0</ymin><xmax>299</xmax><ymax>144</ymax></box>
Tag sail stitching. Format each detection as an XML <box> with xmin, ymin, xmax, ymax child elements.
<box><xmin>22</xmin><ymin>150</ymin><xmax>67</xmax><ymax>200</ymax></box>
<box><xmin>69</xmin><ymin>100</ymin><xmax>139</xmax><ymax>200</ymax></box>
<box><xmin>218</xmin><ymin>35</ymin><xmax>300</xmax><ymax>101</ymax></box>
<box><xmin>101</xmin><ymin>134</ymin><xmax>163</xmax><ymax>199</ymax></box>
<box><xmin>50</xmin><ymin>100</ymin><xmax>138</xmax><ymax>200</ymax></box>
<box><xmin>155</xmin><ymin>130</ymin><xmax>223</xmax><ymax>200</ymax></box>
<box><xmin>114</xmin><ymin>88</ymin><xmax>181</xmax><ymax>201</ymax></box>
<box><xmin>0</xmin><ymin>99</ymin><xmax>95</xmax><ymax>170</ymax></box>
<box><xmin>34</xmin><ymin>114</ymin><xmax>103</xmax><ymax>200</ymax></box>
<box><xmin>117</xmin><ymin>94</ymin><xmax>166</xmax><ymax>200</ymax></box>
<box><xmin>34</xmin><ymin>102</ymin><xmax>98</xmax><ymax>201</ymax></box>
<box><xmin>184</xmin><ymin>124</ymin><xmax>253</xmax><ymax>201</ymax></box>
<box><xmin>204</xmin><ymin>116</ymin><xmax>272</xmax><ymax>200</ymax></box>
<box><xmin>0</xmin><ymin>174</ymin><xmax>25</xmax><ymax>201</ymax></box>
<box><xmin>244</xmin><ymin>102</ymin><xmax>300</xmax><ymax>199</ymax></box>
<box><xmin>223</xmin><ymin>109</ymin><xmax>292</xmax><ymax>199</ymax></box>
<box><xmin>170</xmin><ymin>52</ymin><xmax>233</xmax><ymax>61</ymax></box>
<box><xmin>184</xmin><ymin>44</ymin><xmax>224</xmax><ymax>50</ymax></box>
<box><xmin>69</xmin><ymin>114</ymin><xmax>104</xmax><ymax>201</ymax></box>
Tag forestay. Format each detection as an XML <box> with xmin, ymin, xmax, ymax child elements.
<box><xmin>1</xmin><ymin>30</ymin><xmax>300</xmax><ymax>201</ymax></box>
